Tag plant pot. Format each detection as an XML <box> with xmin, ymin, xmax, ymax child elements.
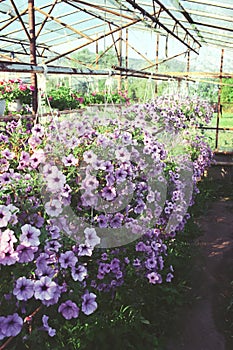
<box><xmin>0</xmin><ymin>99</ymin><xmax>6</xmax><ymax>117</ymax></box>
<box><xmin>8</xmin><ymin>99</ymin><xmax>22</xmax><ymax>112</ymax></box>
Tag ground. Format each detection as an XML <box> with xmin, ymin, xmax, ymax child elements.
<box><xmin>165</xmin><ymin>185</ymin><xmax>233</xmax><ymax>350</ymax></box>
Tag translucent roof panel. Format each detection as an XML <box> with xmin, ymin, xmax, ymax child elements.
<box><xmin>0</xmin><ymin>0</ymin><xmax>233</xmax><ymax>67</ymax></box>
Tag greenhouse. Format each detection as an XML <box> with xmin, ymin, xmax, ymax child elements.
<box><xmin>0</xmin><ymin>1</ymin><xmax>232</xmax><ymax>349</ymax></box>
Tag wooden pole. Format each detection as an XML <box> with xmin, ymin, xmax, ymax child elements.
<box><xmin>215</xmin><ymin>48</ymin><xmax>224</xmax><ymax>150</ymax></box>
<box><xmin>155</xmin><ymin>33</ymin><xmax>159</xmax><ymax>94</ymax></box>
<box><xmin>125</xmin><ymin>28</ymin><xmax>129</xmax><ymax>92</ymax></box>
<box><xmin>28</xmin><ymin>0</ymin><xmax>38</xmax><ymax>114</ymax></box>
<box><xmin>187</xmin><ymin>46</ymin><xmax>190</xmax><ymax>90</ymax></box>
<box><xmin>118</xmin><ymin>29</ymin><xmax>122</xmax><ymax>91</ymax></box>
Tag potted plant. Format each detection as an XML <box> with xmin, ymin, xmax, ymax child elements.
<box><xmin>0</xmin><ymin>78</ymin><xmax>34</xmax><ymax>113</ymax></box>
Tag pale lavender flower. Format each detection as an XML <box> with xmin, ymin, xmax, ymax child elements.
<box><xmin>115</xmin><ymin>147</ymin><xmax>130</xmax><ymax>161</ymax></box>
<box><xmin>1</xmin><ymin>313</ymin><xmax>23</xmax><ymax>337</ymax></box>
<box><xmin>13</xmin><ymin>277</ymin><xmax>34</xmax><ymax>301</ymax></box>
<box><xmin>62</xmin><ymin>154</ymin><xmax>77</xmax><ymax>166</ymax></box>
<box><xmin>28</xmin><ymin>135</ymin><xmax>41</xmax><ymax>149</ymax></box>
<box><xmin>78</xmin><ymin>243</ymin><xmax>93</xmax><ymax>257</ymax></box>
<box><xmin>0</xmin><ymin>229</ymin><xmax>17</xmax><ymax>253</ymax></box>
<box><xmin>42</xmin><ymin>315</ymin><xmax>56</xmax><ymax>337</ymax></box>
<box><xmin>81</xmin><ymin>174</ymin><xmax>99</xmax><ymax>191</ymax></box>
<box><xmin>0</xmin><ymin>205</ymin><xmax>11</xmax><ymax>228</ymax></box>
<box><xmin>81</xmin><ymin>292</ymin><xmax>97</xmax><ymax>315</ymax></box>
<box><xmin>1</xmin><ymin>148</ymin><xmax>15</xmax><ymax>160</ymax></box>
<box><xmin>83</xmin><ymin>150</ymin><xmax>97</xmax><ymax>164</ymax></box>
<box><xmin>30</xmin><ymin>149</ymin><xmax>45</xmax><ymax>168</ymax></box>
<box><xmin>147</xmin><ymin>272</ymin><xmax>162</xmax><ymax>284</ymax></box>
<box><xmin>46</xmin><ymin>167</ymin><xmax>66</xmax><ymax>193</ymax></box>
<box><xmin>58</xmin><ymin>300</ymin><xmax>79</xmax><ymax>320</ymax></box>
<box><xmin>20</xmin><ymin>151</ymin><xmax>30</xmax><ymax>163</ymax></box>
<box><xmin>84</xmin><ymin>228</ymin><xmax>100</xmax><ymax>248</ymax></box>
<box><xmin>80</xmin><ymin>191</ymin><xmax>98</xmax><ymax>207</ymax></box>
<box><xmin>34</xmin><ymin>276</ymin><xmax>57</xmax><ymax>300</ymax></box>
<box><xmin>31</xmin><ymin>124</ymin><xmax>44</xmax><ymax>137</ymax></box>
<box><xmin>19</xmin><ymin>224</ymin><xmax>41</xmax><ymax>247</ymax></box>
<box><xmin>71</xmin><ymin>264</ymin><xmax>88</xmax><ymax>281</ymax></box>
<box><xmin>59</xmin><ymin>250</ymin><xmax>78</xmax><ymax>268</ymax></box>
<box><xmin>45</xmin><ymin>199</ymin><xmax>63</xmax><ymax>217</ymax></box>
<box><xmin>0</xmin><ymin>158</ymin><xmax>9</xmax><ymax>172</ymax></box>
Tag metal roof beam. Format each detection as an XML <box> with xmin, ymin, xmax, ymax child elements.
<box><xmin>124</xmin><ymin>0</ymin><xmax>201</xmax><ymax>53</ymax></box>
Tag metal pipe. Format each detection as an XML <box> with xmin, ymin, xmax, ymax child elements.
<box><xmin>28</xmin><ymin>0</ymin><xmax>38</xmax><ymax>114</ymax></box>
<box><xmin>215</xmin><ymin>48</ymin><xmax>224</xmax><ymax>150</ymax></box>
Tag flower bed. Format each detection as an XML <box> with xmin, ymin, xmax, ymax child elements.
<box><xmin>0</xmin><ymin>94</ymin><xmax>213</xmax><ymax>347</ymax></box>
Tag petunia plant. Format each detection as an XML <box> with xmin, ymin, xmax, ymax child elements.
<box><xmin>0</xmin><ymin>94</ymin><xmax>213</xmax><ymax>347</ymax></box>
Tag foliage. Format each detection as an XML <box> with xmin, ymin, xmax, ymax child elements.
<box><xmin>46</xmin><ymin>86</ymin><xmax>85</xmax><ymax>110</ymax></box>
<box><xmin>45</xmin><ymin>86</ymin><xmax>130</xmax><ymax>110</ymax></box>
<box><xmin>221</xmin><ymin>78</ymin><xmax>233</xmax><ymax>104</ymax></box>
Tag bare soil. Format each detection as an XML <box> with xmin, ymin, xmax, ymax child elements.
<box><xmin>165</xmin><ymin>197</ymin><xmax>233</xmax><ymax>350</ymax></box>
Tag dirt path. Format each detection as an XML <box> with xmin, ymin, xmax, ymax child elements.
<box><xmin>165</xmin><ymin>198</ymin><xmax>233</xmax><ymax>350</ymax></box>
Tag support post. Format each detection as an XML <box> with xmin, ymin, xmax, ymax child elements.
<box><xmin>215</xmin><ymin>48</ymin><xmax>224</xmax><ymax>150</ymax></box>
<box><xmin>125</xmin><ymin>28</ymin><xmax>129</xmax><ymax>92</ymax></box>
<box><xmin>95</xmin><ymin>35</ymin><xmax>99</xmax><ymax>69</ymax></box>
<box><xmin>117</xmin><ymin>29</ymin><xmax>122</xmax><ymax>91</ymax></box>
<box><xmin>155</xmin><ymin>33</ymin><xmax>159</xmax><ymax>94</ymax></box>
<box><xmin>28</xmin><ymin>0</ymin><xmax>38</xmax><ymax>114</ymax></box>
<box><xmin>187</xmin><ymin>46</ymin><xmax>190</xmax><ymax>90</ymax></box>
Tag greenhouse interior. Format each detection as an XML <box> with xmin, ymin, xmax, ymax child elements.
<box><xmin>0</xmin><ymin>1</ymin><xmax>233</xmax><ymax>350</ymax></box>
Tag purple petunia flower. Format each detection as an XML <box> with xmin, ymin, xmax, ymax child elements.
<box><xmin>97</xmin><ymin>214</ymin><xmax>108</xmax><ymax>228</ymax></box>
<box><xmin>147</xmin><ymin>272</ymin><xmax>162</xmax><ymax>284</ymax></box>
<box><xmin>83</xmin><ymin>150</ymin><xmax>97</xmax><ymax>164</ymax></box>
<box><xmin>1</xmin><ymin>148</ymin><xmax>15</xmax><ymax>160</ymax></box>
<box><xmin>59</xmin><ymin>250</ymin><xmax>78</xmax><ymax>268</ymax></box>
<box><xmin>62</xmin><ymin>154</ymin><xmax>77</xmax><ymax>167</ymax></box>
<box><xmin>109</xmin><ymin>213</ymin><xmax>124</xmax><ymax>228</ymax></box>
<box><xmin>42</xmin><ymin>315</ymin><xmax>56</xmax><ymax>337</ymax></box>
<box><xmin>45</xmin><ymin>167</ymin><xmax>66</xmax><ymax>193</ymax></box>
<box><xmin>19</xmin><ymin>224</ymin><xmax>41</xmax><ymax>247</ymax></box>
<box><xmin>45</xmin><ymin>199</ymin><xmax>63</xmax><ymax>217</ymax></box>
<box><xmin>0</xmin><ymin>158</ymin><xmax>9</xmax><ymax>172</ymax></box>
<box><xmin>31</xmin><ymin>124</ymin><xmax>44</xmax><ymax>138</ymax></box>
<box><xmin>101</xmin><ymin>186</ymin><xmax>116</xmax><ymax>201</ymax></box>
<box><xmin>34</xmin><ymin>276</ymin><xmax>57</xmax><ymax>300</ymax></box>
<box><xmin>81</xmin><ymin>292</ymin><xmax>98</xmax><ymax>315</ymax></box>
<box><xmin>81</xmin><ymin>174</ymin><xmax>99</xmax><ymax>191</ymax></box>
<box><xmin>78</xmin><ymin>243</ymin><xmax>93</xmax><ymax>257</ymax></box>
<box><xmin>30</xmin><ymin>149</ymin><xmax>45</xmax><ymax>168</ymax></box>
<box><xmin>71</xmin><ymin>264</ymin><xmax>88</xmax><ymax>281</ymax></box>
<box><xmin>58</xmin><ymin>300</ymin><xmax>79</xmax><ymax>320</ymax></box>
<box><xmin>84</xmin><ymin>227</ymin><xmax>100</xmax><ymax>248</ymax></box>
<box><xmin>13</xmin><ymin>277</ymin><xmax>34</xmax><ymax>301</ymax></box>
<box><xmin>0</xmin><ymin>313</ymin><xmax>23</xmax><ymax>338</ymax></box>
